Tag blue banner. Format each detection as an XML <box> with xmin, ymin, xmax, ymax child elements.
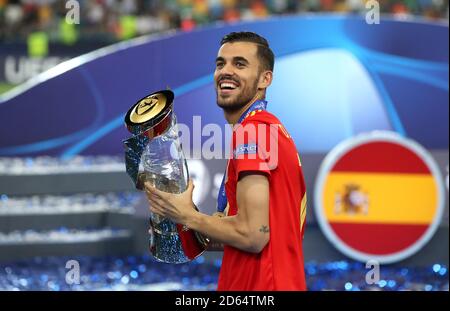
<box><xmin>0</xmin><ymin>15</ymin><xmax>447</xmax><ymax>156</ymax></box>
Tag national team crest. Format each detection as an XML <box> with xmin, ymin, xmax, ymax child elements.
<box><xmin>334</xmin><ymin>183</ymin><xmax>369</xmax><ymax>215</ymax></box>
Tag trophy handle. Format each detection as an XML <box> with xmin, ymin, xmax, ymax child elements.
<box><xmin>183</xmin><ymin>157</ymin><xmax>190</xmax><ymax>190</ymax></box>
<box><xmin>180</xmin><ymin>142</ymin><xmax>190</xmax><ymax>190</ymax></box>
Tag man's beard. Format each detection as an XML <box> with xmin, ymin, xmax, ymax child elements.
<box><xmin>216</xmin><ymin>79</ymin><xmax>259</xmax><ymax>113</ymax></box>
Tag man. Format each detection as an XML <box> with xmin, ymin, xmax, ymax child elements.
<box><xmin>145</xmin><ymin>32</ymin><xmax>307</xmax><ymax>290</ymax></box>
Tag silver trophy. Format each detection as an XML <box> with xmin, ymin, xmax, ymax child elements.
<box><xmin>123</xmin><ymin>90</ymin><xmax>209</xmax><ymax>263</ymax></box>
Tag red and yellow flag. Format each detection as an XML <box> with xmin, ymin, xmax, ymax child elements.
<box><xmin>320</xmin><ymin>139</ymin><xmax>441</xmax><ymax>257</ymax></box>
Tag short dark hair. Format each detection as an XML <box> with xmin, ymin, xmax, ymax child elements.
<box><xmin>220</xmin><ymin>32</ymin><xmax>274</xmax><ymax>72</ymax></box>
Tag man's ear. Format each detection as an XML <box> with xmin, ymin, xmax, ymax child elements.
<box><xmin>258</xmin><ymin>70</ymin><xmax>273</xmax><ymax>90</ymax></box>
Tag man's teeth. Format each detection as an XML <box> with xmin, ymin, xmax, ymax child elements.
<box><xmin>220</xmin><ymin>82</ymin><xmax>237</xmax><ymax>89</ymax></box>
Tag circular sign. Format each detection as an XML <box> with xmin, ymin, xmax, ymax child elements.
<box><xmin>314</xmin><ymin>131</ymin><xmax>445</xmax><ymax>264</ymax></box>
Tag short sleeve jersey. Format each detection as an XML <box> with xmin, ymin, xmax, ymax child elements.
<box><xmin>217</xmin><ymin>110</ymin><xmax>308</xmax><ymax>291</ymax></box>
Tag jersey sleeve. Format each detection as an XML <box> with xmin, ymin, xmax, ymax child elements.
<box><xmin>232</xmin><ymin>119</ymin><xmax>279</xmax><ymax>178</ymax></box>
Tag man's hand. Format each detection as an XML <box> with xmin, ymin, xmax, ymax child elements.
<box><xmin>144</xmin><ymin>179</ymin><xmax>197</xmax><ymax>225</ymax></box>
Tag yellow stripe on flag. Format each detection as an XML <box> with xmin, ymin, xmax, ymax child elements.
<box><xmin>323</xmin><ymin>172</ymin><xmax>438</xmax><ymax>224</ymax></box>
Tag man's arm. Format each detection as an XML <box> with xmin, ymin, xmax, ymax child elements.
<box><xmin>204</xmin><ymin>212</ymin><xmax>226</xmax><ymax>251</ymax></box>
<box><xmin>188</xmin><ymin>173</ymin><xmax>270</xmax><ymax>253</ymax></box>
<box><xmin>145</xmin><ymin>173</ymin><xmax>270</xmax><ymax>254</ymax></box>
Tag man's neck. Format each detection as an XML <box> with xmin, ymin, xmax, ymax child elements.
<box><xmin>224</xmin><ymin>93</ymin><xmax>262</xmax><ymax>125</ymax></box>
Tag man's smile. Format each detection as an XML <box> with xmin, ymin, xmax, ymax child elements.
<box><xmin>218</xmin><ymin>78</ymin><xmax>240</xmax><ymax>95</ymax></box>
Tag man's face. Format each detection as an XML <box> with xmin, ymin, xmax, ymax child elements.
<box><xmin>214</xmin><ymin>42</ymin><xmax>262</xmax><ymax>112</ymax></box>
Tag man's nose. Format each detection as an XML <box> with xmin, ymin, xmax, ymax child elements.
<box><xmin>218</xmin><ymin>63</ymin><xmax>234</xmax><ymax>76</ymax></box>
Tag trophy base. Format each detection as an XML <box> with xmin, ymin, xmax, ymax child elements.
<box><xmin>144</xmin><ymin>172</ymin><xmax>207</xmax><ymax>264</ymax></box>
<box><xmin>149</xmin><ymin>221</ymin><xmax>207</xmax><ymax>264</ymax></box>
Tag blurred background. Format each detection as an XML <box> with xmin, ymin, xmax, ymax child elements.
<box><xmin>0</xmin><ymin>0</ymin><xmax>448</xmax><ymax>291</ymax></box>
<box><xmin>0</xmin><ymin>0</ymin><xmax>449</xmax><ymax>93</ymax></box>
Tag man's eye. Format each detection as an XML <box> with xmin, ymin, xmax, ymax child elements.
<box><xmin>216</xmin><ymin>63</ymin><xmax>224</xmax><ymax>68</ymax></box>
<box><xmin>236</xmin><ymin>62</ymin><xmax>245</xmax><ymax>68</ymax></box>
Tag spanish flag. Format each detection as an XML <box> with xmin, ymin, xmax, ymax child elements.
<box><xmin>322</xmin><ymin>141</ymin><xmax>440</xmax><ymax>255</ymax></box>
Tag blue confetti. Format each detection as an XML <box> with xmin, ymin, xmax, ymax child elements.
<box><xmin>433</xmin><ymin>264</ymin><xmax>441</xmax><ymax>273</ymax></box>
<box><xmin>0</xmin><ymin>256</ymin><xmax>446</xmax><ymax>291</ymax></box>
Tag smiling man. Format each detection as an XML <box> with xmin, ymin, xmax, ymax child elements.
<box><xmin>145</xmin><ymin>32</ymin><xmax>308</xmax><ymax>291</ymax></box>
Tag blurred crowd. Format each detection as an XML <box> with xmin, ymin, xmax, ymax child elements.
<box><xmin>0</xmin><ymin>0</ymin><xmax>449</xmax><ymax>43</ymax></box>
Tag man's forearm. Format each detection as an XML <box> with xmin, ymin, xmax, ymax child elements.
<box><xmin>199</xmin><ymin>212</ymin><xmax>224</xmax><ymax>251</ymax></box>
<box><xmin>187</xmin><ymin>211</ymin><xmax>257</xmax><ymax>253</ymax></box>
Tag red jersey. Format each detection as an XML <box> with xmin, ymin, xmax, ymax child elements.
<box><xmin>217</xmin><ymin>110</ymin><xmax>307</xmax><ymax>291</ymax></box>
